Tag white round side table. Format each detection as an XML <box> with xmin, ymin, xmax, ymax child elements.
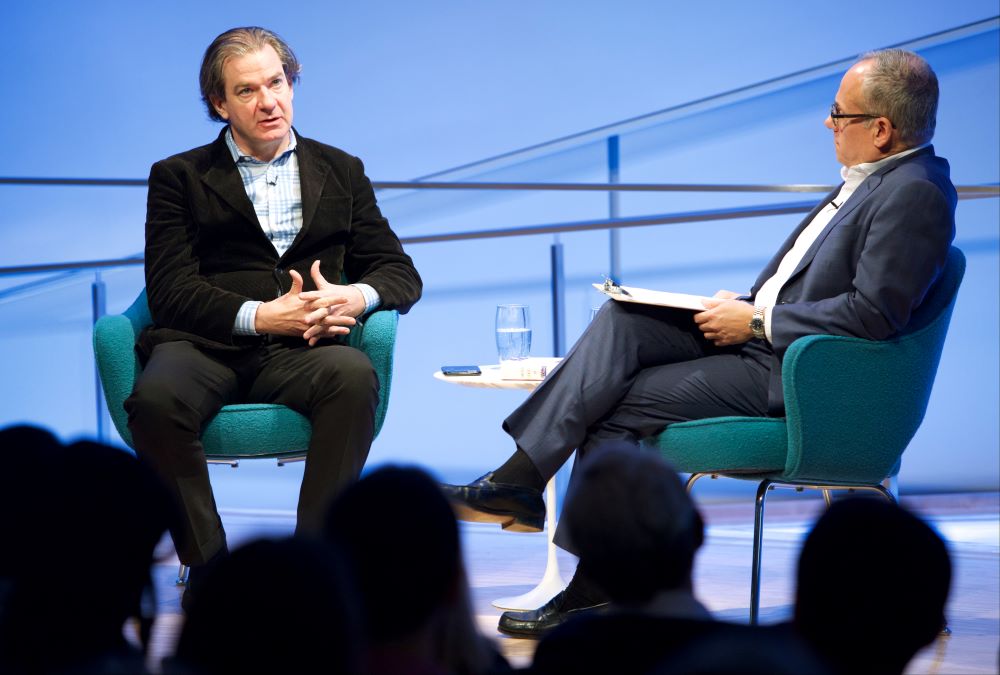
<box><xmin>434</xmin><ymin>364</ymin><xmax>568</xmax><ymax>610</ymax></box>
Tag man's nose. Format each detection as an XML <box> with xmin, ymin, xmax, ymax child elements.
<box><xmin>257</xmin><ymin>87</ymin><xmax>276</xmax><ymax>110</ymax></box>
<box><xmin>824</xmin><ymin>115</ymin><xmax>836</xmax><ymax>131</ymax></box>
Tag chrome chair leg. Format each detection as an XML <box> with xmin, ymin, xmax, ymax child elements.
<box><xmin>882</xmin><ymin>474</ymin><xmax>899</xmax><ymax>501</ymax></box>
<box><xmin>749</xmin><ymin>479</ymin><xmax>773</xmax><ymax>625</ymax></box>
<box><xmin>685</xmin><ymin>472</ymin><xmax>714</xmax><ymax>493</ymax></box>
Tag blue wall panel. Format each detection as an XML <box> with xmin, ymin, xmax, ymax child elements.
<box><xmin>1</xmin><ymin>3</ymin><xmax>997</xmax><ymax>508</ymax></box>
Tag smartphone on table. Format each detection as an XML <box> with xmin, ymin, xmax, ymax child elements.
<box><xmin>441</xmin><ymin>365</ymin><xmax>482</xmax><ymax>376</ymax></box>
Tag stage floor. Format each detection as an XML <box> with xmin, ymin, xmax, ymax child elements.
<box><xmin>145</xmin><ymin>491</ymin><xmax>999</xmax><ymax>673</ymax></box>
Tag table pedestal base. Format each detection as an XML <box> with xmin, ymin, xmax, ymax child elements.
<box><xmin>491</xmin><ymin>478</ymin><xmax>568</xmax><ymax>610</ymax></box>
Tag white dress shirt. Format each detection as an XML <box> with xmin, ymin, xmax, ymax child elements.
<box><xmin>754</xmin><ymin>144</ymin><xmax>928</xmax><ymax>340</ymax></box>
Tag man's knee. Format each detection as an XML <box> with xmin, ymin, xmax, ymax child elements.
<box><xmin>316</xmin><ymin>347</ymin><xmax>379</xmax><ymax>403</ymax></box>
<box><xmin>589</xmin><ymin>299</ymin><xmax>655</xmax><ymax>338</ymax></box>
<box><xmin>126</xmin><ymin>342</ymin><xmax>233</xmax><ymax>434</ymax></box>
<box><xmin>125</xmin><ymin>378</ymin><xmax>201</xmax><ymax>435</ymax></box>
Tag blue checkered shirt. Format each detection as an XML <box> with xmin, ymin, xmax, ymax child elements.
<box><xmin>227</xmin><ymin>129</ymin><xmax>380</xmax><ymax>335</ymax></box>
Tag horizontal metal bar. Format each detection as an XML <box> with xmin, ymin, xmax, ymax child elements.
<box><xmin>276</xmin><ymin>455</ymin><xmax>307</xmax><ymax>466</ymax></box>
<box><xmin>374</xmin><ymin>181</ymin><xmax>838</xmax><ymax>193</ymax></box>
<box><xmin>0</xmin><ymin>176</ymin><xmax>835</xmax><ymax>192</ymax></box>
<box><xmin>0</xmin><ymin>177</ymin><xmax>148</xmax><ymax>187</ymax></box>
<box><xmin>0</xmin><ymin>190</ymin><xmax>996</xmax><ymax>277</ymax></box>
<box><xmin>0</xmin><ymin>270</ymin><xmax>84</xmax><ymax>302</ymax></box>
<box><xmin>0</xmin><ymin>200</ymin><xmax>815</xmax><ymax>276</ymax></box>
<box><xmin>7</xmin><ymin>188</ymin><xmax>1000</xmax><ymax>277</ymax></box>
<box><xmin>3</xmin><ymin>175</ymin><xmax>997</xmax><ymax>195</ymax></box>
<box><xmin>206</xmin><ymin>458</ymin><xmax>239</xmax><ymax>467</ymax></box>
<box><xmin>398</xmin><ymin>200</ymin><xmax>822</xmax><ymax>244</ymax></box>
<box><xmin>0</xmin><ymin>256</ymin><xmax>144</xmax><ymax>276</ymax></box>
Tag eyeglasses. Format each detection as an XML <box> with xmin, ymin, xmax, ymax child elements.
<box><xmin>829</xmin><ymin>104</ymin><xmax>884</xmax><ymax>131</ymax></box>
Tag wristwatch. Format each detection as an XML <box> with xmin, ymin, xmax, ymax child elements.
<box><xmin>749</xmin><ymin>306</ymin><xmax>766</xmax><ymax>340</ymax></box>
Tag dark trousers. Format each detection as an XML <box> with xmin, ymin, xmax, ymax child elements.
<box><xmin>124</xmin><ymin>339</ymin><xmax>378</xmax><ymax>565</ymax></box>
<box><xmin>503</xmin><ymin>301</ymin><xmax>772</xmax><ymax>549</ymax></box>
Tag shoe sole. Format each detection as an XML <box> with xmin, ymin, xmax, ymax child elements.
<box><xmin>496</xmin><ymin>623</ymin><xmax>547</xmax><ymax>638</ymax></box>
<box><xmin>451</xmin><ymin>502</ymin><xmax>544</xmax><ymax>533</ymax></box>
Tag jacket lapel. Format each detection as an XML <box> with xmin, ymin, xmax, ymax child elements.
<box><xmin>783</xmin><ymin>147</ymin><xmax>930</xmax><ymax>282</ymax></box>
<box><xmin>784</xmin><ymin>173</ymin><xmax>882</xmax><ymax>280</ymax></box>
<box><xmin>751</xmin><ymin>190</ymin><xmax>838</xmax><ymax>294</ymax></box>
<box><xmin>199</xmin><ymin>131</ymin><xmax>261</xmax><ymax>228</ymax></box>
<box><xmin>291</xmin><ymin>133</ymin><xmax>332</xmax><ymax>256</ymax></box>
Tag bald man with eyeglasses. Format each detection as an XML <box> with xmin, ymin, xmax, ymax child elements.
<box><xmin>441</xmin><ymin>48</ymin><xmax>957</xmax><ymax>638</ymax></box>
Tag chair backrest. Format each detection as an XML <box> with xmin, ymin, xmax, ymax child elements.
<box><xmin>93</xmin><ymin>290</ymin><xmax>153</xmax><ymax>448</ymax></box>
<box><xmin>780</xmin><ymin>246</ymin><xmax>965</xmax><ymax>484</ymax></box>
<box><xmin>123</xmin><ymin>288</ymin><xmax>153</xmax><ymax>335</ymax></box>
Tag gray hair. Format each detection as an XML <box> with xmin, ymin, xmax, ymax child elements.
<box><xmin>199</xmin><ymin>27</ymin><xmax>302</xmax><ymax>123</ymax></box>
<box><xmin>858</xmin><ymin>48</ymin><xmax>938</xmax><ymax>146</ymax></box>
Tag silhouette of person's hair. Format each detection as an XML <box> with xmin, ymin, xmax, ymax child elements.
<box><xmin>562</xmin><ymin>442</ymin><xmax>704</xmax><ymax>603</ymax></box>
<box><xmin>0</xmin><ymin>426</ymin><xmax>179</xmax><ymax>673</ymax></box>
<box><xmin>649</xmin><ymin>627</ymin><xmax>833</xmax><ymax>675</ymax></box>
<box><xmin>0</xmin><ymin>425</ymin><xmax>63</xmax><ymax>581</ymax></box>
<box><xmin>324</xmin><ymin>465</ymin><xmax>505</xmax><ymax>675</ymax></box>
<box><xmin>171</xmin><ymin>536</ymin><xmax>362</xmax><ymax>675</ymax></box>
<box><xmin>529</xmin><ymin>444</ymin><xmax>819</xmax><ymax>675</ymax></box>
<box><xmin>794</xmin><ymin>497</ymin><xmax>951</xmax><ymax>675</ymax></box>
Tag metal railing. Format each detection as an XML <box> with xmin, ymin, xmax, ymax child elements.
<box><xmin>2</xmin><ymin>176</ymin><xmax>997</xmax><ymax>442</ymax></box>
<box><xmin>2</xmin><ymin>177</ymin><xmax>996</xmax><ymax>256</ymax></box>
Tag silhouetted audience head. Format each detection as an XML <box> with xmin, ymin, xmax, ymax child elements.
<box><xmin>562</xmin><ymin>442</ymin><xmax>704</xmax><ymax>605</ymax></box>
<box><xmin>794</xmin><ymin>497</ymin><xmax>951</xmax><ymax>675</ymax></box>
<box><xmin>650</xmin><ymin>626</ymin><xmax>833</xmax><ymax>675</ymax></box>
<box><xmin>0</xmin><ymin>425</ymin><xmax>63</xmax><ymax>580</ymax></box>
<box><xmin>324</xmin><ymin>465</ymin><xmax>503</xmax><ymax>675</ymax></box>
<box><xmin>171</xmin><ymin>536</ymin><xmax>362</xmax><ymax>675</ymax></box>
<box><xmin>0</xmin><ymin>426</ymin><xmax>179</xmax><ymax>673</ymax></box>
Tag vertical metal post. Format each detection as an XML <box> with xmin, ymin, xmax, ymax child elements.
<box><xmin>550</xmin><ymin>236</ymin><xmax>566</xmax><ymax>357</ymax></box>
<box><xmin>92</xmin><ymin>271</ymin><xmax>109</xmax><ymax>442</ymax></box>
<box><xmin>607</xmin><ymin>135</ymin><xmax>621</xmax><ymax>284</ymax></box>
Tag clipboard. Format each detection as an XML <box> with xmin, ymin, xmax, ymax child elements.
<box><xmin>593</xmin><ymin>279</ymin><xmax>714</xmax><ymax>312</ymax></box>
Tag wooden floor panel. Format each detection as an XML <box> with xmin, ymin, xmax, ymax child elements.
<box><xmin>144</xmin><ymin>492</ymin><xmax>999</xmax><ymax>673</ymax></box>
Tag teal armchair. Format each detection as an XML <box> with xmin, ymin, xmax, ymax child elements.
<box><xmin>93</xmin><ymin>288</ymin><xmax>398</xmax><ymax>462</ymax></box>
<box><xmin>647</xmin><ymin>246</ymin><xmax>965</xmax><ymax>623</ymax></box>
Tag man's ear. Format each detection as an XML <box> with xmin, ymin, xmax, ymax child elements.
<box><xmin>210</xmin><ymin>95</ymin><xmax>229</xmax><ymax>120</ymax></box>
<box><xmin>872</xmin><ymin>117</ymin><xmax>895</xmax><ymax>152</ymax></box>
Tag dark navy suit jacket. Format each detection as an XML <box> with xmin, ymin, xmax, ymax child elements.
<box><xmin>750</xmin><ymin>146</ymin><xmax>956</xmax><ymax>415</ymax></box>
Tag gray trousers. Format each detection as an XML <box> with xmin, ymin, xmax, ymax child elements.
<box><xmin>502</xmin><ymin>300</ymin><xmax>772</xmax><ymax>549</ymax></box>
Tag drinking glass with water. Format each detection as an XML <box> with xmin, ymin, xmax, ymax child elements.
<box><xmin>496</xmin><ymin>304</ymin><xmax>531</xmax><ymax>363</ymax></box>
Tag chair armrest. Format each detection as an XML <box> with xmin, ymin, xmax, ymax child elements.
<box><xmin>349</xmin><ymin>310</ymin><xmax>399</xmax><ymax>438</ymax></box>
<box><xmin>93</xmin><ymin>313</ymin><xmax>141</xmax><ymax>448</ymax></box>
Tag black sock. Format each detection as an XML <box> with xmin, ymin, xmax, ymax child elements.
<box><xmin>491</xmin><ymin>447</ymin><xmax>546</xmax><ymax>491</ymax></box>
<box><xmin>558</xmin><ymin>564</ymin><xmax>609</xmax><ymax>611</ymax></box>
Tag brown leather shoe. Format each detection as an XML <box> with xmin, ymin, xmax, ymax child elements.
<box><xmin>440</xmin><ymin>472</ymin><xmax>544</xmax><ymax>532</ymax></box>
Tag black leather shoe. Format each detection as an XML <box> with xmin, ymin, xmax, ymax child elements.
<box><xmin>440</xmin><ymin>472</ymin><xmax>545</xmax><ymax>532</ymax></box>
<box><xmin>180</xmin><ymin>566</ymin><xmax>203</xmax><ymax>613</ymax></box>
<box><xmin>180</xmin><ymin>548</ymin><xmax>228</xmax><ymax>613</ymax></box>
<box><xmin>497</xmin><ymin>590</ymin><xmax>609</xmax><ymax>638</ymax></box>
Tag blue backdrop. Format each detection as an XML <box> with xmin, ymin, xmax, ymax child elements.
<box><xmin>1</xmin><ymin>2</ymin><xmax>997</xmax><ymax>510</ymax></box>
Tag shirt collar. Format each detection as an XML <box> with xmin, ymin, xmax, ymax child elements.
<box><xmin>224</xmin><ymin>127</ymin><xmax>297</xmax><ymax>164</ymax></box>
<box><xmin>840</xmin><ymin>142</ymin><xmax>929</xmax><ymax>185</ymax></box>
